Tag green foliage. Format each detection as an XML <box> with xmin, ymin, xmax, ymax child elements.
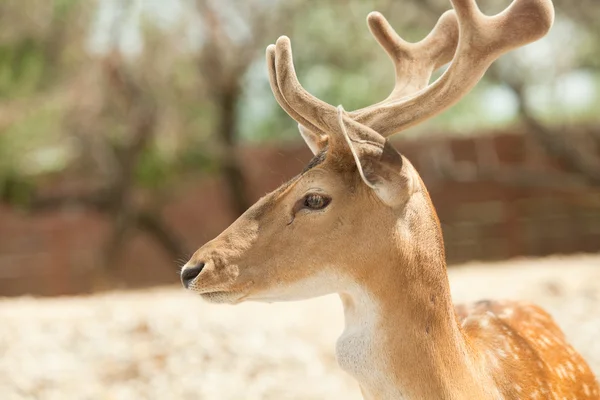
<box><xmin>135</xmin><ymin>147</ymin><xmax>172</xmax><ymax>189</ymax></box>
<box><xmin>0</xmin><ymin>101</ymin><xmax>64</xmax><ymax>167</ymax></box>
<box><xmin>0</xmin><ymin>170</ymin><xmax>35</xmax><ymax>207</ymax></box>
<box><xmin>0</xmin><ymin>0</ymin><xmax>599</xmax><ymax>196</ymax></box>
<box><xmin>53</xmin><ymin>0</ymin><xmax>80</xmax><ymax>20</ymax></box>
<box><xmin>178</xmin><ymin>145</ymin><xmax>219</xmax><ymax>176</ymax></box>
<box><xmin>135</xmin><ymin>142</ymin><xmax>219</xmax><ymax>189</ymax></box>
<box><xmin>0</xmin><ymin>38</ymin><xmax>46</xmax><ymax>99</ymax></box>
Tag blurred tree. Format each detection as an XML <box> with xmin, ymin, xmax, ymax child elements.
<box><xmin>427</xmin><ymin>0</ymin><xmax>600</xmax><ymax>188</ymax></box>
<box><xmin>0</xmin><ymin>0</ymin><xmax>187</xmax><ymax>285</ymax></box>
<box><xmin>194</xmin><ymin>0</ymin><xmax>301</xmax><ymax>215</ymax></box>
<box><xmin>500</xmin><ymin>0</ymin><xmax>600</xmax><ymax>187</ymax></box>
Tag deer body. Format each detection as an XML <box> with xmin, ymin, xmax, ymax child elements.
<box><xmin>182</xmin><ymin>0</ymin><xmax>599</xmax><ymax>398</ymax></box>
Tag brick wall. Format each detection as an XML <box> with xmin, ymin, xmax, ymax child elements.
<box><xmin>1</xmin><ymin>129</ymin><xmax>599</xmax><ymax>296</ymax></box>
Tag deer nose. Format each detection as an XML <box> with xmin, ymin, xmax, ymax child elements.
<box><xmin>181</xmin><ymin>262</ymin><xmax>205</xmax><ymax>288</ymax></box>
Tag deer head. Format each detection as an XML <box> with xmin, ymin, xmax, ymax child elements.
<box><xmin>181</xmin><ymin>0</ymin><xmax>554</xmax><ymax>306</ymax></box>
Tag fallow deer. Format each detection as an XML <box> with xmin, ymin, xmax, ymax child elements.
<box><xmin>181</xmin><ymin>0</ymin><xmax>600</xmax><ymax>398</ymax></box>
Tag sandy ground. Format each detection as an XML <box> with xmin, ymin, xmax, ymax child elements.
<box><xmin>0</xmin><ymin>254</ymin><xmax>599</xmax><ymax>400</ymax></box>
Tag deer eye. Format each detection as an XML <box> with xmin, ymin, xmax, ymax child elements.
<box><xmin>303</xmin><ymin>193</ymin><xmax>331</xmax><ymax>210</ymax></box>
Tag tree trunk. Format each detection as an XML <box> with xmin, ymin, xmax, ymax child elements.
<box><xmin>217</xmin><ymin>86</ymin><xmax>250</xmax><ymax>217</ymax></box>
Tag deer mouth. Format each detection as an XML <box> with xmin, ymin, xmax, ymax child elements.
<box><xmin>186</xmin><ymin>274</ymin><xmax>254</xmax><ymax>304</ymax></box>
<box><xmin>198</xmin><ymin>290</ymin><xmax>248</xmax><ymax>304</ymax></box>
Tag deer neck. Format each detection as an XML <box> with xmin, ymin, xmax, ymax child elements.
<box><xmin>335</xmin><ymin>192</ymin><xmax>497</xmax><ymax>400</ymax></box>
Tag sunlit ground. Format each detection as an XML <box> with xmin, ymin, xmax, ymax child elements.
<box><xmin>1</xmin><ymin>254</ymin><xmax>599</xmax><ymax>400</ymax></box>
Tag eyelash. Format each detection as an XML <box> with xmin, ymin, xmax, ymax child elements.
<box><xmin>303</xmin><ymin>193</ymin><xmax>331</xmax><ymax>210</ymax></box>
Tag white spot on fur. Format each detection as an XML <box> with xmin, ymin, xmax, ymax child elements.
<box><xmin>499</xmin><ymin>308</ymin><xmax>514</xmax><ymax>318</ymax></box>
<box><xmin>515</xmin><ymin>384</ymin><xmax>521</xmax><ymax>392</ymax></box>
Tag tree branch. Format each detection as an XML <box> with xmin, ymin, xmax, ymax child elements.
<box><xmin>135</xmin><ymin>211</ymin><xmax>187</xmax><ymax>263</ymax></box>
<box><xmin>487</xmin><ymin>65</ymin><xmax>600</xmax><ymax>187</ymax></box>
<box><xmin>21</xmin><ymin>192</ymin><xmax>188</xmax><ymax>270</ymax></box>
<box><xmin>28</xmin><ymin>192</ymin><xmax>111</xmax><ymax>212</ymax></box>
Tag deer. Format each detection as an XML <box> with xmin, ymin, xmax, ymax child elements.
<box><xmin>181</xmin><ymin>0</ymin><xmax>600</xmax><ymax>398</ymax></box>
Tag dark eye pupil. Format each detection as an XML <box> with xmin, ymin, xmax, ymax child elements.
<box><xmin>305</xmin><ymin>194</ymin><xmax>325</xmax><ymax>209</ymax></box>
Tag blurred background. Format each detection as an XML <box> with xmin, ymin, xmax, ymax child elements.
<box><xmin>0</xmin><ymin>0</ymin><xmax>599</xmax><ymax>398</ymax></box>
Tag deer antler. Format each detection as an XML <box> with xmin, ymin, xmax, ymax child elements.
<box><xmin>266</xmin><ymin>45</ymin><xmax>326</xmax><ymax>137</ymax></box>
<box><xmin>267</xmin><ymin>9</ymin><xmax>459</xmax><ymax>137</ymax></box>
<box><xmin>267</xmin><ymin>0</ymin><xmax>554</xmax><ymax>138</ymax></box>
<box><xmin>352</xmin><ymin>10</ymin><xmax>459</xmax><ymax>111</ymax></box>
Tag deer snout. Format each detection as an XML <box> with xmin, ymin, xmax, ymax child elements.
<box><xmin>180</xmin><ymin>262</ymin><xmax>205</xmax><ymax>288</ymax></box>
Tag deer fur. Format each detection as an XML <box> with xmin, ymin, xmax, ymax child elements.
<box><xmin>182</xmin><ymin>0</ymin><xmax>600</xmax><ymax>398</ymax></box>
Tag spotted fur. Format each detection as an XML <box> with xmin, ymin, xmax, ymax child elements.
<box><xmin>457</xmin><ymin>300</ymin><xmax>599</xmax><ymax>399</ymax></box>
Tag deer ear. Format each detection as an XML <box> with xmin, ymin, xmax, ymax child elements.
<box><xmin>336</xmin><ymin>106</ymin><xmax>412</xmax><ymax>207</ymax></box>
<box><xmin>298</xmin><ymin>124</ymin><xmax>327</xmax><ymax>155</ymax></box>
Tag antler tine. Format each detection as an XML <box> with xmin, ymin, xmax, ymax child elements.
<box><xmin>273</xmin><ymin>36</ymin><xmax>340</xmax><ymax>134</ymax></box>
<box><xmin>355</xmin><ymin>0</ymin><xmax>554</xmax><ymax>137</ymax></box>
<box><xmin>351</xmin><ymin>10</ymin><xmax>458</xmax><ymax>108</ymax></box>
<box><xmin>268</xmin><ymin>13</ymin><xmax>459</xmax><ymax>141</ymax></box>
<box><xmin>266</xmin><ymin>44</ymin><xmax>326</xmax><ymax>137</ymax></box>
